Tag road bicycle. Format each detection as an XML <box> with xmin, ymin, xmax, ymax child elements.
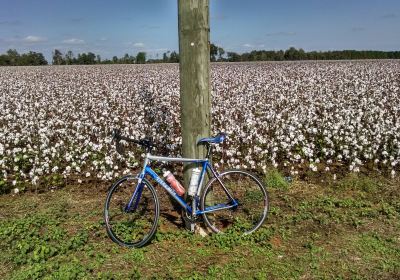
<box><xmin>104</xmin><ymin>130</ymin><xmax>269</xmax><ymax>247</ymax></box>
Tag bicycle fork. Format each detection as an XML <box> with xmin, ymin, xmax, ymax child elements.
<box><xmin>125</xmin><ymin>181</ymin><xmax>144</xmax><ymax>213</ymax></box>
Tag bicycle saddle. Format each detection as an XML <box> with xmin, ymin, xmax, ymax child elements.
<box><xmin>197</xmin><ymin>132</ymin><xmax>227</xmax><ymax>145</ymax></box>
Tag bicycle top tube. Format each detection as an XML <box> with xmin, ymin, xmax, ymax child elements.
<box><xmin>146</xmin><ymin>154</ymin><xmax>208</xmax><ymax>163</ymax></box>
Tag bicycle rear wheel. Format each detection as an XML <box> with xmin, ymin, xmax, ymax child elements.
<box><xmin>201</xmin><ymin>170</ymin><xmax>268</xmax><ymax>234</ymax></box>
<box><xmin>104</xmin><ymin>175</ymin><xmax>159</xmax><ymax>247</ymax></box>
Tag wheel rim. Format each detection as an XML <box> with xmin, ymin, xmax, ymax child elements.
<box><xmin>202</xmin><ymin>171</ymin><xmax>268</xmax><ymax>234</ymax></box>
<box><xmin>105</xmin><ymin>177</ymin><xmax>158</xmax><ymax>247</ymax></box>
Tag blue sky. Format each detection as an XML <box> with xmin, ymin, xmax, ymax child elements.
<box><xmin>0</xmin><ymin>0</ymin><xmax>399</xmax><ymax>61</ymax></box>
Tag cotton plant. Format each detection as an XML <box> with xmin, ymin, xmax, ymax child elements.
<box><xmin>0</xmin><ymin>61</ymin><xmax>399</xmax><ymax>189</ymax></box>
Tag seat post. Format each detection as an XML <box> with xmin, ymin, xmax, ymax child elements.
<box><xmin>206</xmin><ymin>144</ymin><xmax>212</xmax><ymax>159</ymax></box>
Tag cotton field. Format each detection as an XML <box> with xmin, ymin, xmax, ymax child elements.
<box><xmin>1</xmin><ymin>61</ymin><xmax>399</xmax><ymax>190</ymax></box>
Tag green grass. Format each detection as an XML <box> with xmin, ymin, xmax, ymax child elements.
<box><xmin>265</xmin><ymin>169</ymin><xmax>290</xmax><ymax>190</ymax></box>
<box><xmin>0</xmin><ymin>174</ymin><xmax>399</xmax><ymax>279</ymax></box>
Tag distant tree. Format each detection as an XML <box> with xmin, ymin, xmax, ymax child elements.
<box><xmin>75</xmin><ymin>52</ymin><xmax>96</xmax><ymax>64</ymax></box>
<box><xmin>65</xmin><ymin>50</ymin><xmax>74</xmax><ymax>65</ymax></box>
<box><xmin>298</xmin><ymin>48</ymin><xmax>306</xmax><ymax>60</ymax></box>
<box><xmin>0</xmin><ymin>54</ymin><xmax>10</xmax><ymax>65</ymax></box>
<box><xmin>2</xmin><ymin>46</ymin><xmax>400</xmax><ymax>67</ymax></box>
<box><xmin>52</xmin><ymin>49</ymin><xmax>65</xmax><ymax>65</ymax></box>
<box><xmin>218</xmin><ymin>47</ymin><xmax>225</xmax><ymax>61</ymax></box>
<box><xmin>87</xmin><ymin>52</ymin><xmax>96</xmax><ymax>64</ymax></box>
<box><xmin>130</xmin><ymin>55</ymin><xmax>136</xmax><ymax>63</ymax></box>
<box><xmin>25</xmin><ymin>51</ymin><xmax>48</xmax><ymax>65</ymax></box>
<box><xmin>7</xmin><ymin>49</ymin><xmax>20</xmax><ymax>65</ymax></box>
<box><xmin>136</xmin><ymin>52</ymin><xmax>146</xmax><ymax>64</ymax></box>
<box><xmin>227</xmin><ymin>51</ymin><xmax>241</xmax><ymax>62</ymax></box>
<box><xmin>120</xmin><ymin>53</ymin><xmax>135</xmax><ymax>64</ymax></box>
<box><xmin>248</xmin><ymin>51</ymin><xmax>257</xmax><ymax>61</ymax></box>
<box><xmin>0</xmin><ymin>49</ymin><xmax>47</xmax><ymax>66</ymax></box>
<box><xmin>122</xmin><ymin>53</ymin><xmax>130</xmax><ymax>64</ymax></box>
<box><xmin>21</xmin><ymin>51</ymin><xmax>47</xmax><ymax>65</ymax></box>
<box><xmin>163</xmin><ymin>52</ymin><xmax>169</xmax><ymax>62</ymax></box>
<box><xmin>169</xmin><ymin>51</ymin><xmax>179</xmax><ymax>63</ymax></box>
<box><xmin>210</xmin><ymin>43</ymin><xmax>218</xmax><ymax>62</ymax></box>
<box><xmin>284</xmin><ymin>47</ymin><xmax>299</xmax><ymax>60</ymax></box>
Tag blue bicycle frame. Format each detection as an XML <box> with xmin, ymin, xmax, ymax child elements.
<box><xmin>126</xmin><ymin>153</ymin><xmax>238</xmax><ymax>217</ymax></box>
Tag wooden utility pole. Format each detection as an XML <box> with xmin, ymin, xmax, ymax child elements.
<box><xmin>178</xmin><ymin>0</ymin><xmax>211</xmax><ymax>184</ymax></box>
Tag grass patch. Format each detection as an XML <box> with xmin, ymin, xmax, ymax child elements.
<box><xmin>334</xmin><ymin>173</ymin><xmax>385</xmax><ymax>192</ymax></box>
<box><xmin>0</xmin><ymin>175</ymin><xmax>399</xmax><ymax>279</ymax></box>
<box><xmin>265</xmin><ymin>169</ymin><xmax>290</xmax><ymax>190</ymax></box>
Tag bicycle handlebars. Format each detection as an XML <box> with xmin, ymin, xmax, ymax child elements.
<box><xmin>112</xmin><ymin>129</ymin><xmax>155</xmax><ymax>153</ymax></box>
<box><xmin>112</xmin><ymin>128</ymin><xmax>226</xmax><ymax>155</ymax></box>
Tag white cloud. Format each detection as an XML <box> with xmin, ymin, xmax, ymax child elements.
<box><xmin>62</xmin><ymin>38</ymin><xmax>85</xmax><ymax>44</ymax></box>
<box><xmin>243</xmin><ymin>43</ymin><xmax>265</xmax><ymax>49</ymax></box>
<box><xmin>22</xmin><ymin>35</ymin><xmax>47</xmax><ymax>43</ymax></box>
<box><xmin>133</xmin><ymin>42</ymin><xmax>145</xmax><ymax>48</ymax></box>
<box><xmin>145</xmin><ymin>48</ymin><xmax>168</xmax><ymax>53</ymax></box>
<box><xmin>99</xmin><ymin>37</ymin><xmax>108</xmax><ymax>41</ymax></box>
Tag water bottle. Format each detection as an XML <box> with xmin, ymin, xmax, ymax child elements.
<box><xmin>188</xmin><ymin>168</ymin><xmax>201</xmax><ymax>196</ymax></box>
<box><xmin>163</xmin><ymin>171</ymin><xmax>185</xmax><ymax>196</ymax></box>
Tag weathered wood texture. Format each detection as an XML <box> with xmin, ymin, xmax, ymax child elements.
<box><xmin>178</xmin><ymin>0</ymin><xmax>211</xmax><ymax>185</ymax></box>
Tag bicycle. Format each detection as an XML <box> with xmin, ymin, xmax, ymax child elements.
<box><xmin>104</xmin><ymin>130</ymin><xmax>269</xmax><ymax>247</ymax></box>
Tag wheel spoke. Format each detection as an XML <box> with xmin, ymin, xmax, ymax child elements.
<box><xmin>104</xmin><ymin>176</ymin><xmax>159</xmax><ymax>247</ymax></box>
<box><xmin>201</xmin><ymin>170</ymin><xmax>268</xmax><ymax>234</ymax></box>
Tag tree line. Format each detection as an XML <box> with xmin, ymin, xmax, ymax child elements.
<box><xmin>0</xmin><ymin>49</ymin><xmax>48</xmax><ymax>66</ymax></box>
<box><xmin>51</xmin><ymin>49</ymin><xmax>147</xmax><ymax>65</ymax></box>
<box><xmin>1</xmin><ymin>46</ymin><xmax>400</xmax><ymax>66</ymax></box>
<box><xmin>224</xmin><ymin>47</ymin><xmax>400</xmax><ymax>62</ymax></box>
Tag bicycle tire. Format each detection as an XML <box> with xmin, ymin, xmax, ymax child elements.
<box><xmin>200</xmin><ymin>170</ymin><xmax>268</xmax><ymax>234</ymax></box>
<box><xmin>104</xmin><ymin>175</ymin><xmax>159</xmax><ymax>247</ymax></box>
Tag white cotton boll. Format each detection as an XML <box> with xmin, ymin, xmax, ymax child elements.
<box><xmin>3</xmin><ymin>63</ymin><xmax>399</xmax><ymax>183</ymax></box>
<box><xmin>85</xmin><ymin>172</ymin><xmax>90</xmax><ymax>177</ymax></box>
<box><xmin>309</xmin><ymin>164</ymin><xmax>318</xmax><ymax>172</ymax></box>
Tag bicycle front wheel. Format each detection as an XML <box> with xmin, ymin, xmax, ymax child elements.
<box><xmin>104</xmin><ymin>175</ymin><xmax>159</xmax><ymax>247</ymax></box>
<box><xmin>201</xmin><ymin>170</ymin><xmax>268</xmax><ymax>234</ymax></box>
